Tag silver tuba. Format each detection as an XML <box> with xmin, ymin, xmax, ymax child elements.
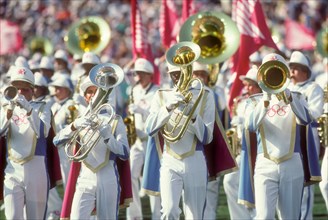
<box><xmin>64</xmin><ymin>63</ymin><xmax>124</xmax><ymax>162</ymax></box>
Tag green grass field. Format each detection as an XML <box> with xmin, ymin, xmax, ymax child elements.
<box><xmin>1</xmin><ymin>180</ymin><xmax>326</xmax><ymax>219</ymax></box>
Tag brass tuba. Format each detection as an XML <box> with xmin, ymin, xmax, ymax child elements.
<box><xmin>64</xmin><ymin>16</ymin><xmax>111</xmax><ymax>56</ymax></box>
<box><xmin>27</xmin><ymin>36</ymin><xmax>54</xmax><ymax>55</ymax></box>
<box><xmin>257</xmin><ymin>59</ymin><xmax>291</xmax><ymax>104</ymax></box>
<box><xmin>64</xmin><ymin>63</ymin><xmax>124</xmax><ymax>161</ymax></box>
<box><xmin>162</xmin><ymin>41</ymin><xmax>204</xmax><ymax>143</ymax></box>
<box><xmin>179</xmin><ymin>11</ymin><xmax>240</xmax><ymax>87</ymax></box>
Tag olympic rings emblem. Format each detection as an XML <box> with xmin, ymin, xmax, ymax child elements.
<box><xmin>266</xmin><ymin>104</ymin><xmax>290</xmax><ymax>117</ymax></box>
<box><xmin>12</xmin><ymin>113</ymin><xmax>29</xmax><ymax>126</ymax></box>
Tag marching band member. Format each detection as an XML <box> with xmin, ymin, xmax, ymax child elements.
<box><xmin>33</xmin><ymin>72</ymin><xmax>62</xmax><ymax>219</ymax></box>
<box><xmin>142</xmin><ymin>42</ymin><xmax>235</xmax><ymax>219</ymax></box>
<box><xmin>191</xmin><ymin>61</ymin><xmax>237</xmax><ymax>220</ymax></box>
<box><xmin>50</xmin><ymin>76</ymin><xmax>75</xmax><ymax>188</ymax></box>
<box><xmin>223</xmin><ymin>66</ymin><xmax>261</xmax><ymax>220</ymax></box>
<box><xmin>53</xmin><ymin>64</ymin><xmax>130</xmax><ymax>219</ymax></box>
<box><xmin>238</xmin><ymin>53</ymin><xmax>321</xmax><ymax>219</ymax></box>
<box><xmin>288</xmin><ymin>51</ymin><xmax>324</xmax><ymax>219</ymax></box>
<box><xmin>126</xmin><ymin>58</ymin><xmax>161</xmax><ymax>220</ymax></box>
<box><xmin>0</xmin><ymin>66</ymin><xmax>53</xmax><ymax>219</ymax></box>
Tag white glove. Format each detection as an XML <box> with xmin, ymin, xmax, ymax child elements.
<box><xmin>262</xmin><ymin>92</ymin><xmax>271</xmax><ymax>101</ymax></box>
<box><xmin>166</xmin><ymin>91</ymin><xmax>184</xmax><ymax>111</ymax></box>
<box><xmin>99</xmin><ymin>124</ymin><xmax>113</xmax><ymax>140</ymax></box>
<box><xmin>16</xmin><ymin>95</ymin><xmax>32</xmax><ymax>113</ymax></box>
<box><xmin>231</xmin><ymin>116</ymin><xmax>244</xmax><ymax>126</ymax></box>
<box><xmin>73</xmin><ymin>116</ymin><xmax>90</xmax><ymax>129</ymax></box>
<box><xmin>128</xmin><ymin>103</ymin><xmax>144</xmax><ymax>115</ymax></box>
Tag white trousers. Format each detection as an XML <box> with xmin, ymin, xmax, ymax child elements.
<box><xmin>4</xmin><ymin>156</ymin><xmax>48</xmax><ymax>219</ymax></box>
<box><xmin>70</xmin><ymin>161</ymin><xmax>120</xmax><ymax>219</ymax></box>
<box><xmin>203</xmin><ymin>177</ymin><xmax>220</xmax><ymax>220</ymax></box>
<box><xmin>223</xmin><ymin>155</ymin><xmax>253</xmax><ymax>220</ymax></box>
<box><xmin>127</xmin><ymin>142</ymin><xmax>161</xmax><ymax>220</ymax></box>
<box><xmin>58</xmin><ymin>147</ymin><xmax>70</xmax><ymax>188</ymax></box>
<box><xmin>319</xmin><ymin>148</ymin><xmax>328</xmax><ymax>212</ymax></box>
<box><xmin>254</xmin><ymin>153</ymin><xmax>304</xmax><ymax>220</ymax></box>
<box><xmin>46</xmin><ymin>187</ymin><xmax>62</xmax><ymax>219</ymax></box>
<box><xmin>160</xmin><ymin>151</ymin><xmax>207</xmax><ymax>220</ymax></box>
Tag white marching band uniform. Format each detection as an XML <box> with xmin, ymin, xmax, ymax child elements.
<box><xmin>289</xmin><ymin>79</ymin><xmax>324</xmax><ymax>220</ymax></box>
<box><xmin>126</xmin><ymin>82</ymin><xmax>161</xmax><ymax>220</ymax></box>
<box><xmin>244</xmin><ymin>91</ymin><xmax>313</xmax><ymax>219</ymax></box>
<box><xmin>223</xmin><ymin>96</ymin><xmax>254</xmax><ymax>220</ymax></box>
<box><xmin>53</xmin><ymin>107</ymin><xmax>130</xmax><ymax>219</ymax></box>
<box><xmin>0</xmin><ymin>98</ymin><xmax>52</xmax><ymax>219</ymax></box>
<box><xmin>144</xmin><ymin>83</ymin><xmax>215</xmax><ymax>219</ymax></box>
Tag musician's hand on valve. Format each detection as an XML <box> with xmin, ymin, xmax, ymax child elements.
<box><xmin>99</xmin><ymin>124</ymin><xmax>113</xmax><ymax>142</ymax></box>
<box><xmin>72</xmin><ymin>117</ymin><xmax>90</xmax><ymax>130</ymax></box>
<box><xmin>284</xmin><ymin>88</ymin><xmax>292</xmax><ymax>102</ymax></box>
<box><xmin>166</xmin><ymin>91</ymin><xmax>184</xmax><ymax>111</ymax></box>
<box><xmin>16</xmin><ymin>95</ymin><xmax>32</xmax><ymax>114</ymax></box>
<box><xmin>262</xmin><ymin>91</ymin><xmax>271</xmax><ymax>108</ymax></box>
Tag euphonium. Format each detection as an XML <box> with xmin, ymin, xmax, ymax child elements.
<box><xmin>64</xmin><ymin>16</ymin><xmax>111</xmax><ymax>56</ymax></box>
<box><xmin>179</xmin><ymin>11</ymin><xmax>240</xmax><ymax>87</ymax></box>
<box><xmin>64</xmin><ymin>63</ymin><xmax>124</xmax><ymax>161</ymax></box>
<box><xmin>257</xmin><ymin>58</ymin><xmax>291</xmax><ymax>104</ymax></box>
<box><xmin>123</xmin><ymin>82</ymin><xmax>138</xmax><ymax>147</ymax></box>
<box><xmin>316</xmin><ymin>26</ymin><xmax>328</xmax><ymax>58</ymax></box>
<box><xmin>162</xmin><ymin>41</ymin><xmax>204</xmax><ymax>143</ymax></box>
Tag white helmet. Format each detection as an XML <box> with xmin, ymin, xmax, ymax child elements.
<box><xmin>167</xmin><ymin>62</ymin><xmax>180</xmax><ymax>73</ymax></box>
<box><xmin>133</xmin><ymin>58</ymin><xmax>154</xmax><ymax>74</ymax></box>
<box><xmin>39</xmin><ymin>56</ymin><xmax>54</xmax><ymax>70</ymax></box>
<box><xmin>239</xmin><ymin>66</ymin><xmax>258</xmax><ymax>83</ymax></box>
<box><xmin>193</xmin><ymin>62</ymin><xmax>209</xmax><ymax>74</ymax></box>
<box><xmin>10</xmin><ymin>66</ymin><xmax>35</xmax><ymax>86</ymax></box>
<box><xmin>82</xmin><ymin>52</ymin><xmax>100</xmax><ymax>67</ymax></box>
<box><xmin>289</xmin><ymin>51</ymin><xmax>311</xmax><ymax>74</ymax></box>
<box><xmin>34</xmin><ymin>72</ymin><xmax>48</xmax><ymax>87</ymax></box>
<box><xmin>54</xmin><ymin>49</ymin><xmax>69</xmax><ymax>64</ymax></box>
<box><xmin>262</xmin><ymin>53</ymin><xmax>289</xmax><ymax>68</ymax></box>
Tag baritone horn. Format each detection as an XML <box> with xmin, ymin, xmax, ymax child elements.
<box><xmin>64</xmin><ymin>16</ymin><xmax>111</xmax><ymax>56</ymax></box>
<box><xmin>162</xmin><ymin>41</ymin><xmax>204</xmax><ymax>143</ymax></box>
<box><xmin>257</xmin><ymin>58</ymin><xmax>291</xmax><ymax>104</ymax></box>
<box><xmin>64</xmin><ymin>63</ymin><xmax>124</xmax><ymax>162</ymax></box>
<box><xmin>179</xmin><ymin>11</ymin><xmax>240</xmax><ymax>87</ymax></box>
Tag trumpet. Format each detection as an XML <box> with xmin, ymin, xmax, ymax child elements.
<box><xmin>64</xmin><ymin>63</ymin><xmax>124</xmax><ymax>161</ymax></box>
<box><xmin>317</xmin><ymin>85</ymin><xmax>328</xmax><ymax>148</ymax></box>
<box><xmin>4</xmin><ymin>86</ymin><xmax>18</xmax><ymax>102</ymax></box>
<box><xmin>257</xmin><ymin>58</ymin><xmax>291</xmax><ymax>104</ymax></box>
<box><xmin>162</xmin><ymin>41</ymin><xmax>204</xmax><ymax>143</ymax></box>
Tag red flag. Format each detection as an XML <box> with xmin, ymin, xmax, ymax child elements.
<box><xmin>229</xmin><ymin>0</ymin><xmax>279</xmax><ymax>110</ymax></box>
<box><xmin>159</xmin><ymin>0</ymin><xmax>179</xmax><ymax>49</ymax></box>
<box><xmin>130</xmin><ymin>0</ymin><xmax>160</xmax><ymax>84</ymax></box>
<box><xmin>0</xmin><ymin>19</ymin><xmax>23</xmax><ymax>55</ymax></box>
<box><xmin>285</xmin><ymin>18</ymin><xmax>315</xmax><ymax>51</ymax></box>
<box><xmin>182</xmin><ymin>0</ymin><xmax>196</xmax><ymax>21</ymax></box>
